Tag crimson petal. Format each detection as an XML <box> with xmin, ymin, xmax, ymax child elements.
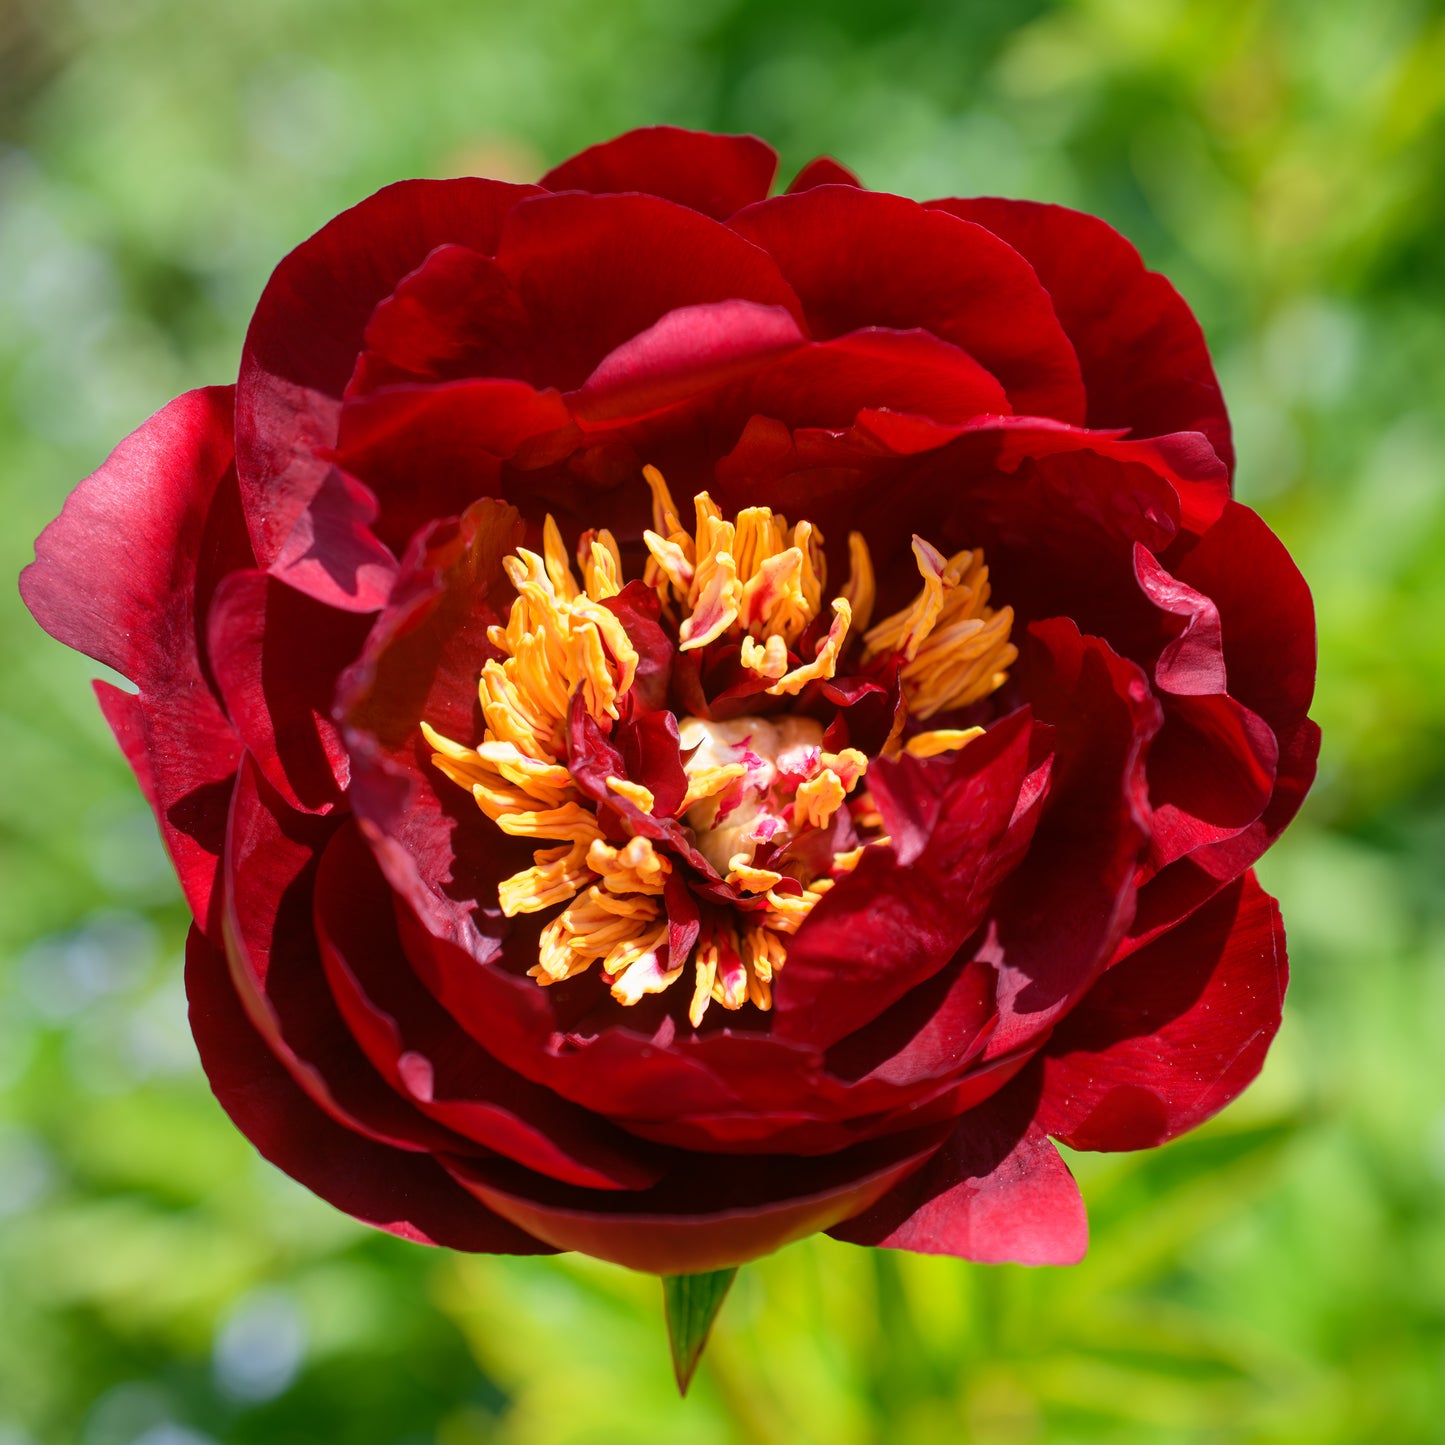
<box><xmin>541</xmin><ymin>126</ymin><xmax>778</xmax><ymax>221</ymax></box>
<box><xmin>829</xmin><ymin>1077</ymin><xmax>1088</xmax><ymax>1265</ymax></box>
<box><xmin>315</xmin><ymin>823</ymin><xmax>667</xmax><ymax>1190</ymax></box>
<box><xmin>347</xmin><ymin>244</ymin><xmax>534</xmax><ymax>394</ymax></box>
<box><xmin>570</xmin><ymin>300</ymin><xmax>806</xmax><ymax>427</ymax></box>
<box><xmin>787</xmin><ymin>157</ymin><xmax>862</xmax><ymax>192</ymax></box>
<box><xmin>339</xmin><ymin>498</ymin><xmax>533</xmax><ymax>953</ymax></box>
<box><xmin>773</xmin><ymin>710</ymin><xmax>1039</xmax><ymax>1049</ymax></box>
<box><xmin>730</xmin><ymin>187</ymin><xmax>1085</xmax><ymax>422</ymax></box>
<box><xmin>237</xmin><ymin>177</ymin><xmax>540</xmax><ymax>606</ymax></box>
<box><xmin>444</xmin><ymin>1124</ymin><xmax>949</xmax><ymax>1273</ymax></box>
<box><xmin>20</xmin><ymin>387</ymin><xmax>243</xmax><ymax>929</ymax></box>
<box><xmin>1126</xmin><ymin>503</ymin><xmax>1318</xmax><ymax>948</ymax></box>
<box><xmin>186</xmin><ymin>925</ymin><xmax>550</xmax><ymax>1252</ymax></box>
<box><xmin>206</xmin><ymin>570</ymin><xmax>370</xmax><ymax>813</ymax></box>
<box><xmin>494</xmin><ymin>190</ymin><xmax>803</xmax><ymax>392</ymax></box>
<box><xmin>223</xmin><ymin>757</ymin><xmax>473</xmax><ymax>1154</ymax></box>
<box><xmin>1132</xmin><ymin>546</ymin><xmax>1278</xmax><ymax>870</ymax></box>
<box><xmin>980</xmin><ymin>621</ymin><xmax>1161</xmax><ymax>1058</ymax></box>
<box><xmin>1038</xmin><ymin>873</ymin><xmax>1286</xmax><ymax>1150</ymax></box>
<box><xmin>728</xmin><ymin>327</ymin><xmax>1012</xmax><ymax>431</ymax></box>
<box><xmin>930</xmin><ymin>197</ymin><xmax>1233</xmax><ymax>473</ymax></box>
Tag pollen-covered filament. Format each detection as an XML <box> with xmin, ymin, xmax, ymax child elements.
<box><xmin>423</xmin><ymin>467</ymin><xmax>1016</xmax><ymax>1027</ymax></box>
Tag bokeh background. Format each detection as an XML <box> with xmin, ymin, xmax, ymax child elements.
<box><xmin>2</xmin><ymin>0</ymin><xmax>1443</xmax><ymax>1440</ymax></box>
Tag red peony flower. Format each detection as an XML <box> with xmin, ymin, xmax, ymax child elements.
<box><xmin>21</xmin><ymin>127</ymin><xmax>1317</xmax><ymax>1278</ymax></box>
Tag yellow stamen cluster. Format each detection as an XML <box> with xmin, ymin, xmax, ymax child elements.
<box><xmin>422</xmin><ymin>467</ymin><xmax>1016</xmax><ymax>1028</ymax></box>
<box><xmin>642</xmin><ymin>465</ymin><xmax>858</xmax><ymax>697</ymax></box>
<box><xmin>421</xmin><ymin>518</ymin><xmax>678</xmax><ymax>1004</ymax></box>
<box><xmin>689</xmin><ymin>919</ymin><xmax>790</xmax><ymax>1026</ymax></box>
<box><xmin>863</xmin><ymin>536</ymin><xmax>1017</xmax><ymax>719</ymax></box>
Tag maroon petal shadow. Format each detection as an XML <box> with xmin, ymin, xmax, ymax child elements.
<box><xmin>187</xmin><ymin>924</ymin><xmax>550</xmax><ymax>1253</ymax></box>
<box><xmin>315</xmin><ymin>822</ymin><xmax>668</xmax><ymax>1190</ymax></box>
<box><xmin>444</xmin><ymin>1122</ymin><xmax>950</xmax><ymax>1273</ymax></box>
<box><xmin>206</xmin><ymin>569</ymin><xmax>371</xmax><ymax>813</ymax></box>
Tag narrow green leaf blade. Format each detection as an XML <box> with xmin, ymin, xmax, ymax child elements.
<box><xmin>662</xmin><ymin>1267</ymin><xmax>737</xmax><ymax>1394</ymax></box>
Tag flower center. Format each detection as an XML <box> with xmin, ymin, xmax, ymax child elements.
<box><xmin>421</xmin><ymin>466</ymin><xmax>1017</xmax><ymax>1027</ymax></box>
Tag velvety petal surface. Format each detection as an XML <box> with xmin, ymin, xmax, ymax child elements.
<box><xmin>931</xmin><ymin>197</ymin><xmax>1233</xmax><ymax>472</ymax></box>
<box><xmin>979</xmin><ymin>621</ymin><xmax>1161</xmax><ymax>1059</ymax></box>
<box><xmin>444</xmin><ymin>1124</ymin><xmax>951</xmax><ymax>1273</ymax></box>
<box><xmin>222</xmin><ymin>757</ymin><xmax>473</xmax><ymax>1155</ymax></box>
<box><xmin>206</xmin><ymin>569</ymin><xmax>371</xmax><ymax>812</ymax></box>
<box><xmin>1038</xmin><ymin>873</ymin><xmax>1286</xmax><ymax>1150</ymax></box>
<box><xmin>187</xmin><ymin>925</ymin><xmax>550</xmax><ymax>1253</ymax></box>
<box><xmin>829</xmin><ymin>1077</ymin><xmax>1088</xmax><ymax>1264</ymax></box>
<box><xmin>541</xmin><ymin>126</ymin><xmax>779</xmax><ymax>220</ymax></box>
<box><xmin>339</xmin><ymin>497</ymin><xmax>530</xmax><ymax>951</ymax></box>
<box><xmin>773</xmin><ymin>710</ymin><xmax>1039</xmax><ymax>1049</ymax></box>
<box><xmin>315</xmin><ymin>822</ymin><xmax>667</xmax><ymax>1191</ymax></box>
<box><xmin>21</xmin><ymin>387</ymin><xmax>244</xmax><ymax>928</ymax></box>
<box><xmin>237</xmin><ymin>178</ymin><xmax>539</xmax><ymax>607</ymax></box>
<box><xmin>730</xmin><ymin>187</ymin><xmax>1086</xmax><ymax>421</ymax></box>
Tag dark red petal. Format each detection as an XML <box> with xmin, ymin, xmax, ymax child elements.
<box><xmin>1170</xmin><ymin>501</ymin><xmax>1317</xmax><ymax>734</ymax></box>
<box><xmin>541</xmin><ymin>126</ymin><xmax>778</xmax><ymax>221</ymax></box>
<box><xmin>565</xmin><ymin>695</ymin><xmax>720</xmax><ymax>881</ymax></box>
<box><xmin>602</xmin><ymin>581</ymin><xmax>674</xmax><ymax>714</ymax></box>
<box><xmin>93</xmin><ymin>681</ymin><xmax>238</xmax><ymax>931</ymax></box>
<box><xmin>494</xmin><ymin>190</ymin><xmax>803</xmax><ymax>391</ymax></box>
<box><xmin>829</xmin><ymin>1077</ymin><xmax>1088</xmax><ymax>1264</ymax></box>
<box><xmin>1128</xmin><ymin>718</ymin><xmax>1319</xmax><ymax>954</ymax></box>
<box><xmin>831</xmin><ymin>423</ymin><xmax>1204</xmax><ymax>675</ymax></box>
<box><xmin>338</xmin><ymin>379</ymin><xmax>572</xmax><ymax>469</ymax></box>
<box><xmin>1132</xmin><ymin>546</ymin><xmax>1278</xmax><ymax>870</ymax></box>
<box><xmin>22</xmin><ymin>386</ymin><xmax>234</xmax><ymax>682</ymax></box>
<box><xmin>729</xmin><ymin>188</ymin><xmax>1085</xmax><ymax>422</ymax></box>
<box><xmin>223</xmin><ymin>756</ymin><xmax>477</xmax><ymax>1154</ymax></box>
<box><xmin>443</xmin><ymin>1125</ymin><xmax>947</xmax><ymax>1273</ymax></box>
<box><xmin>338</xmin><ymin>497</ymin><xmax>532</xmax><ymax>953</ymax></box>
<box><xmin>1146</xmin><ymin>691</ymin><xmax>1277</xmax><ymax>869</ymax></box>
<box><xmin>396</xmin><ymin>899</ymin><xmax>1012</xmax><ymax>1157</ymax></box>
<box><xmin>398</xmin><ymin>907</ymin><xmax>741</xmax><ymax>1117</ymax></box>
<box><xmin>731</xmin><ymin>328</ymin><xmax>1011</xmax><ymax>431</ymax></box>
<box><xmin>981</xmin><ymin>621</ymin><xmax>1161</xmax><ymax>1059</ymax></box>
<box><xmin>862</xmin><ymin>416</ymin><xmax>1226</xmax><ymax>537</ymax></box>
<box><xmin>206</xmin><ymin>570</ymin><xmax>371</xmax><ymax>813</ymax></box>
<box><xmin>1038</xmin><ymin>873</ymin><xmax>1286</xmax><ymax>1150</ymax></box>
<box><xmin>930</xmin><ymin>197</ymin><xmax>1233</xmax><ymax>473</ymax></box>
<box><xmin>348</xmin><ymin>244</ymin><xmax>534</xmax><ymax>393</ymax></box>
<box><xmin>21</xmin><ymin>387</ymin><xmax>243</xmax><ymax>929</ymax></box>
<box><xmin>315</xmin><ymin>823</ymin><xmax>666</xmax><ymax>1191</ymax></box>
<box><xmin>1126</xmin><ymin>503</ymin><xmax>1318</xmax><ymax>948</ymax></box>
<box><xmin>617</xmin><ymin>709</ymin><xmax>689</xmax><ymax>819</ymax></box>
<box><xmin>237</xmin><ymin>178</ymin><xmax>539</xmax><ymax>605</ymax></box>
<box><xmin>569</xmin><ymin>300</ymin><xmax>806</xmax><ymax>426</ymax></box>
<box><xmin>332</xmin><ymin>378</ymin><xmax>575</xmax><ymax>554</ymax></box>
<box><xmin>787</xmin><ymin>158</ymin><xmax>862</xmax><ymax>192</ymax></box>
<box><xmin>622</xmin><ymin>1052</ymin><xmax>1032</xmax><ymax>1158</ymax></box>
<box><xmin>186</xmin><ymin>924</ymin><xmax>551</xmax><ymax>1253</ymax></box>
<box><xmin>772</xmin><ymin>710</ymin><xmax>1039</xmax><ymax>1050</ymax></box>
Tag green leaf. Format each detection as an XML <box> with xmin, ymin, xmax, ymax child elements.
<box><xmin>661</xmin><ymin>1268</ymin><xmax>737</xmax><ymax>1394</ymax></box>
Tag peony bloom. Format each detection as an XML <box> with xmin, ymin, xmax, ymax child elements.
<box><xmin>21</xmin><ymin>127</ymin><xmax>1317</xmax><ymax>1276</ymax></box>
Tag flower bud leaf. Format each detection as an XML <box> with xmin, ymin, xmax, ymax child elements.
<box><xmin>662</xmin><ymin>1267</ymin><xmax>737</xmax><ymax>1394</ymax></box>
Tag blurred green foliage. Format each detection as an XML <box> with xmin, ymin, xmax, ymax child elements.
<box><xmin>1</xmin><ymin>0</ymin><xmax>1443</xmax><ymax>1440</ymax></box>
